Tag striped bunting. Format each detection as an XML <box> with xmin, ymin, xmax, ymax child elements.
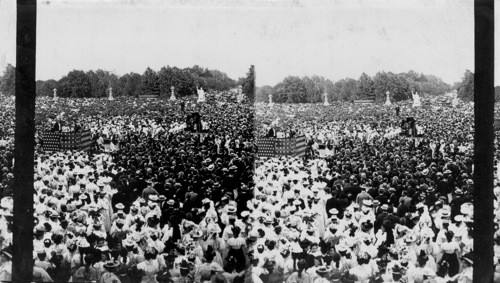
<box><xmin>295</xmin><ymin>135</ymin><xmax>307</xmax><ymax>157</ymax></box>
<box><xmin>79</xmin><ymin>130</ymin><xmax>92</xmax><ymax>151</ymax></box>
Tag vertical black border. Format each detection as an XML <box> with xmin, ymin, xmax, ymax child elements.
<box><xmin>13</xmin><ymin>0</ymin><xmax>36</xmax><ymax>282</ymax></box>
<box><xmin>474</xmin><ymin>0</ymin><xmax>494</xmax><ymax>281</ymax></box>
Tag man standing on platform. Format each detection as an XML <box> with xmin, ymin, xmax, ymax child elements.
<box><xmin>267</xmin><ymin>126</ymin><xmax>275</xmax><ymax>138</ymax></box>
<box><xmin>51</xmin><ymin>119</ymin><xmax>62</xmax><ymax>133</ymax></box>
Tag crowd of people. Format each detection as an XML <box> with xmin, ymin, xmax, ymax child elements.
<box><xmin>0</xmin><ymin>92</ymin><xmax>495</xmax><ymax>282</ymax></box>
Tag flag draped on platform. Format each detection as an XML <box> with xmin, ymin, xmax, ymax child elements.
<box><xmin>42</xmin><ymin>130</ymin><xmax>92</xmax><ymax>152</ymax></box>
<box><xmin>257</xmin><ymin>136</ymin><xmax>307</xmax><ymax>158</ymax></box>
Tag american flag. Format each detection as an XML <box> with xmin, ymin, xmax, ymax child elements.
<box><xmin>257</xmin><ymin>138</ymin><xmax>275</xmax><ymax>158</ymax></box>
<box><xmin>275</xmin><ymin>138</ymin><xmax>294</xmax><ymax>156</ymax></box>
<box><xmin>42</xmin><ymin>132</ymin><xmax>61</xmax><ymax>152</ymax></box>
<box><xmin>60</xmin><ymin>132</ymin><xmax>79</xmax><ymax>151</ymax></box>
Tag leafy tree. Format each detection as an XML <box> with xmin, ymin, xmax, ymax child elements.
<box><xmin>206</xmin><ymin>70</ymin><xmax>236</xmax><ymax>91</ymax></box>
<box><xmin>87</xmin><ymin>70</ymin><xmax>107</xmax><ymax>98</ymax></box>
<box><xmin>58</xmin><ymin>70</ymin><xmax>91</xmax><ymax>98</ymax></box>
<box><xmin>457</xmin><ymin>70</ymin><xmax>474</xmax><ymax>101</ymax></box>
<box><xmin>241</xmin><ymin>65</ymin><xmax>255</xmax><ymax>100</ymax></box>
<box><xmin>118</xmin><ymin>72</ymin><xmax>142</xmax><ymax>97</ymax></box>
<box><xmin>158</xmin><ymin>66</ymin><xmax>175</xmax><ymax>97</ymax></box>
<box><xmin>372</xmin><ymin>72</ymin><xmax>409</xmax><ymax>102</ymax></box>
<box><xmin>141</xmin><ymin>67</ymin><xmax>160</xmax><ymax>96</ymax></box>
<box><xmin>36</xmin><ymin>79</ymin><xmax>58</xmax><ymax>97</ymax></box>
<box><xmin>255</xmin><ymin>85</ymin><xmax>273</xmax><ymax>103</ymax></box>
<box><xmin>273</xmin><ymin>76</ymin><xmax>307</xmax><ymax>103</ymax></box>
<box><xmin>339</xmin><ymin>78</ymin><xmax>358</xmax><ymax>101</ymax></box>
<box><xmin>302</xmin><ymin>76</ymin><xmax>324</xmax><ymax>103</ymax></box>
<box><xmin>0</xmin><ymin>64</ymin><xmax>15</xmax><ymax>96</ymax></box>
<box><xmin>356</xmin><ymin>73</ymin><xmax>375</xmax><ymax>100</ymax></box>
<box><xmin>174</xmin><ymin>68</ymin><xmax>195</xmax><ymax>97</ymax></box>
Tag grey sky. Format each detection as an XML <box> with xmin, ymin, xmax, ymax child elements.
<box><xmin>0</xmin><ymin>0</ymin><xmax>490</xmax><ymax>87</ymax></box>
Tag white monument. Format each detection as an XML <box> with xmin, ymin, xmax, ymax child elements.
<box><xmin>53</xmin><ymin>88</ymin><xmax>58</xmax><ymax>101</ymax></box>
<box><xmin>268</xmin><ymin>93</ymin><xmax>273</xmax><ymax>106</ymax></box>
<box><xmin>108</xmin><ymin>87</ymin><xmax>114</xmax><ymax>101</ymax></box>
<box><xmin>170</xmin><ymin>86</ymin><xmax>176</xmax><ymax>101</ymax></box>
<box><xmin>452</xmin><ymin>91</ymin><xmax>459</xmax><ymax>107</ymax></box>
<box><xmin>197</xmin><ymin>87</ymin><xmax>206</xmax><ymax>103</ymax></box>
<box><xmin>385</xmin><ymin>91</ymin><xmax>392</xmax><ymax>106</ymax></box>
<box><xmin>237</xmin><ymin>85</ymin><xmax>244</xmax><ymax>103</ymax></box>
<box><xmin>323</xmin><ymin>92</ymin><xmax>330</xmax><ymax>106</ymax></box>
<box><xmin>412</xmin><ymin>90</ymin><xmax>421</xmax><ymax>107</ymax></box>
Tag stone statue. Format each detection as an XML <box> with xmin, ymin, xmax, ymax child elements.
<box><xmin>268</xmin><ymin>93</ymin><xmax>273</xmax><ymax>106</ymax></box>
<box><xmin>108</xmin><ymin>87</ymin><xmax>114</xmax><ymax>101</ymax></box>
<box><xmin>452</xmin><ymin>91</ymin><xmax>459</xmax><ymax>107</ymax></box>
<box><xmin>53</xmin><ymin>88</ymin><xmax>58</xmax><ymax>101</ymax></box>
<box><xmin>385</xmin><ymin>91</ymin><xmax>392</xmax><ymax>106</ymax></box>
<box><xmin>170</xmin><ymin>86</ymin><xmax>176</xmax><ymax>101</ymax></box>
<box><xmin>197</xmin><ymin>87</ymin><xmax>206</xmax><ymax>103</ymax></box>
<box><xmin>237</xmin><ymin>85</ymin><xmax>244</xmax><ymax>103</ymax></box>
<box><xmin>323</xmin><ymin>92</ymin><xmax>330</xmax><ymax>106</ymax></box>
<box><xmin>412</xmin><ymin>90</ymin><xmax>421</xmax><ymax>107</ymax></box>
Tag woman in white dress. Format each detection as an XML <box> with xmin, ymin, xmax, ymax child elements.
<box><xmin>136</xmin><ymin>248</ymin><xmax>161</xmax><ymax>283</ymax></box>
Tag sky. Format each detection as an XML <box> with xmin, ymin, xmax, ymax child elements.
<box><xmin>0</xmin><ymin>0</ymin><xmax>491</xmax><ymax>87</ymax></box>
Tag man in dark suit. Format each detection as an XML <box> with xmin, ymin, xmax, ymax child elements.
<box><xmin>51</xmin><ymin>119</ymin><xmax>62</xmax><ymax>132</ymax></box>
<box><xmin>267</xmin><ymin>127</ymin><xmax>275</xmax><ymax>138</ymax></box>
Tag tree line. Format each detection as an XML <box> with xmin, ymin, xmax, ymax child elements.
<box><xmin>454</xmin><ymin>70</ymin><xmax>500</xmax><ymax>102</ymax></box>
<box><xmin>0</xmin><ymin>64</ymin><xmax>255</xmax><ymax>99</ymax></box>
<box><xmin>256</xmin><ymin>70</ymin><xmax>455</xmax><ymax>103</ymax></box>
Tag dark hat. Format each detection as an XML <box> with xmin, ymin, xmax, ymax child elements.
<box><xmin>316</xmin><ymin>266</ymin><xmax>331</xmax><ymax>276</ymax></box>
<box><xmin>227</xmin><ymin>205</ymin><xmax>237</xmax><ymax>214</ymax></box>
<box><xmin>361</xmin><ymin>221</ymin><xmax>374</xmax><ymax>232</ymax></box>
<box><xmin>104</xmin><ymin>260</ymin><xmax>119</xmax><ymax>269</ymax></box>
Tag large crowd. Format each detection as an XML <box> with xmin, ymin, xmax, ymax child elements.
<box><xmin>0</xmin><ymin>91</ymin><xmax>496</xmax><ymax>282</ymax></box>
